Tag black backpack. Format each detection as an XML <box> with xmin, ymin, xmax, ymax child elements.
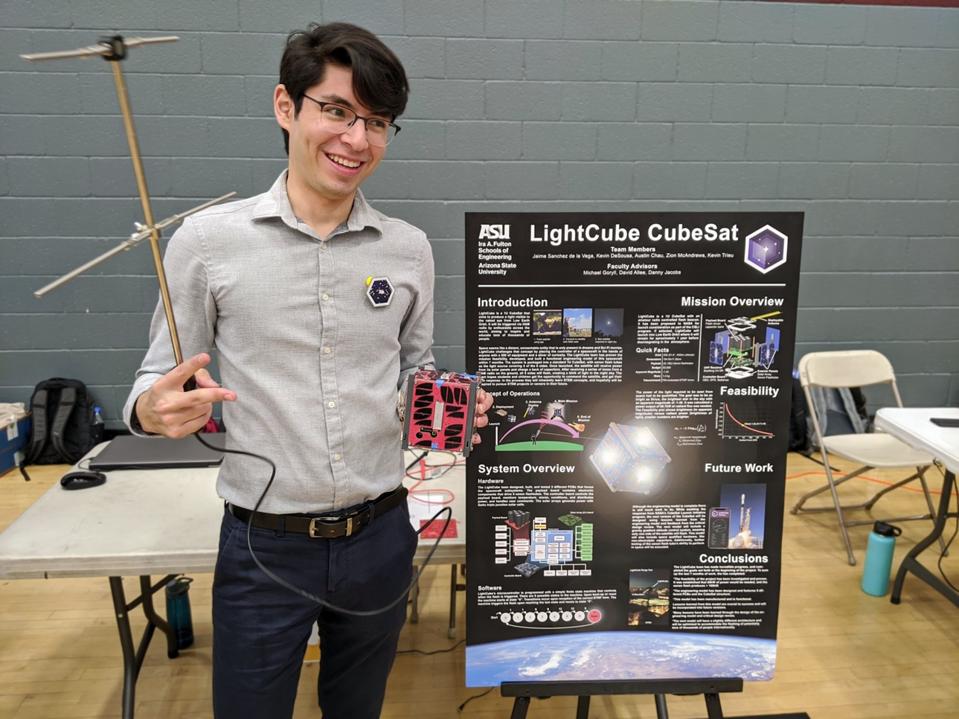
<box><xmin>788</xmin><ymin>376</ymin><xmax>870</xmax><ymax>455</ymax></box>
<box><xmin>19</xmin><ymin>378</ymin><xmax>99</xmax><ymax>481</ymax></box>
<box><xmin>788</xmin><ymin>375</ymin><xmax>810</xmax><ymax>453</ymax></box>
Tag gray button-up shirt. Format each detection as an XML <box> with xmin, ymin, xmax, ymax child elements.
<box><xmin>123</xmin><ymin>172</ymin><xmax>435</xmax><ymax>513</ymax></box>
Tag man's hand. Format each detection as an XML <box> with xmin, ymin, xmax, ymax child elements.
<box><xmin>134</xmin><ymin>353</ymin><xmax>236</xmax><ymax>438</ymax></box>
<box><xmin>471</xmin><ymin>388</ymin><xmax>495</xmax><ymax>446</ymax></box>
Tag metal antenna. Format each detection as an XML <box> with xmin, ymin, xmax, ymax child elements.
<box><xmin>22</xmin><ymin>35</ymin><xmax>236</xmax><ymax>374</ymax></box>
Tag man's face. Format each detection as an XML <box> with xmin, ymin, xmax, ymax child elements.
<box><xmin>274</xmin><ymin>64</ymin><xmax>387</xmax><ymax>203</ymax></box>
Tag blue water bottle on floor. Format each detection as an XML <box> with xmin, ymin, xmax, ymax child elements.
<box><xmin>165</xmin><ymin>576</ymin><xmax>194</xmax><ymax>649</ymax></box>
<box><xmin>861</xmin><ymin>521</ymin><xmax>901</xmax><ymax>597</ymax></box>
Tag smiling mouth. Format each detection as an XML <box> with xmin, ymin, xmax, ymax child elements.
<box><xmin>326</xmin><ymin>153</ymin><xmax>363</xmax><ymax>169</ymax></box>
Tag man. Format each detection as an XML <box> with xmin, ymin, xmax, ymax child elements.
<box><xmin>124</xmin><ymin>23</ymin><xmax>492</xmax><ymax>718</ymax></box>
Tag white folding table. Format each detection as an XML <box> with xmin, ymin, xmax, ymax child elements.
<box><xmin>874</xmin><ymin>407</ymin><xmax>959</xmax><ymax>608</ymax></box>
<box><xmin>0</xmin><ymin>444</ymin><xmax>465</xmax><ymax>719</ymax></box>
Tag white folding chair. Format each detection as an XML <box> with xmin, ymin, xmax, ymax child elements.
<box><xmin>792</xmin><ymin>350</ymin><xmax>942</xmax><ymax>565</ymax></box>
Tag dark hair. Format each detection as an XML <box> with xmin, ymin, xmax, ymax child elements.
<box><xmin>278</xmin><ymin>23</ymin><xmax>409</xmax><ymax>154</ymax></box>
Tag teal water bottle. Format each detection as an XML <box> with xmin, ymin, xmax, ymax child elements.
<box><xmin>861</xmin><ymin>521</ymin><xmax>901</xmax><ymax>597</ymax></box>
<box><xmin>165</xmin><ymin>576</ymin><xmax>194</xmax><ymax>649</ymax></box>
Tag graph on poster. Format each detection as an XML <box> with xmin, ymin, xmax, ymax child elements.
<box><xmin>716</xmin><ymin>402</ymin><xmax>776</xmax><ymax>441</ymax></box>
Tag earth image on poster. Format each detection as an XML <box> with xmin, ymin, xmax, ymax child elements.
<box><xmin>466</xmin><ymin>631</ymin><xmax>776</xmax><ymax>687</ymax></box>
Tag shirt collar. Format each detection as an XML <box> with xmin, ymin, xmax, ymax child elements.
<box><xmin>252</xmin><ymin>170</ymin><xmax>382</xmax><ymax>236</ymax></box>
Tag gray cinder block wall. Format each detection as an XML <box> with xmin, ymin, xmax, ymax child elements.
<box><xmin>1</xmin><ymin>0</ymin><xmax>957</xmax><ymax>426</ymax></box>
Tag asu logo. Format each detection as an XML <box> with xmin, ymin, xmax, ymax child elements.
<box><xmin>478</xmin><ymin>224</ymin><xmax>511</xmax><ymax>240</ymax></box>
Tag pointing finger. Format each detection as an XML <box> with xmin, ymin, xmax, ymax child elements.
<box><xmin>194</xmin><ymin>368</ymin><xmax>220</xmax><ymax>389</ymax></box>
<box><xmin>187</xmin><ymin>387</ymin><xmax>236</xmax><ymax>404</ymax></box>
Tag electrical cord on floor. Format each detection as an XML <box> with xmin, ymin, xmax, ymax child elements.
<box><xmin>194</xmin><ymin>434</ymin><xmax>452</xmax><ymax>617</ymax></box>
<box><xmin>457</xmin><ymin>687</ymin><xmax>494</xmax><ymax>712</ymax></box>
<box><xmin>396</xmin><ymin>639</ymin><xmax>465</xmax><ymax>656</ymax></box>
<box><xmin>788</xmin><ymin>449</ymin><xmax>843</xmax><ymax>473</ymax></box>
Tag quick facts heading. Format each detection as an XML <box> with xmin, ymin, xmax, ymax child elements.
<box><xmin>529</xmin><ymin>222</ymin><xmax>740</xmax><ymax>248</ymax></box>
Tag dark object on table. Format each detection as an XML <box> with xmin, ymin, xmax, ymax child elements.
<box><xmin>60</xmin><ymin>470</ymin><xmax>107</xmax><ymax>490</ymax></box>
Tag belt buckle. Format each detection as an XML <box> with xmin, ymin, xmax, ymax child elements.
<box><xmin>308</xmin><ymin>515</ymin><xmax>354</xmax><ymax>538</ymax></box>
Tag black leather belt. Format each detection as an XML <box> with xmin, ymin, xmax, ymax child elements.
<box><xmin>228</xmin><ymin>486</ymin><xmax>407</xmax><ymax>539</ymax></box>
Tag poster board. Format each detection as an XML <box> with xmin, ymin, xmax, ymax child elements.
<box><xmin>465</xmin><ymin>212</ymin><xmax>803</xmax><ymax>686</ymax></box>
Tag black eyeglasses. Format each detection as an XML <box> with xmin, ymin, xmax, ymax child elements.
<box><xmin>301</xmin><ymin>94</ymin><xmax>401</xmax><ymax>147</ymax></box>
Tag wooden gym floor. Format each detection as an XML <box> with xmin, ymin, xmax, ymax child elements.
<box><xmin>0</xmin><ymin>452</ymin><xmax>957</xmax><ymax>718</ymax></box>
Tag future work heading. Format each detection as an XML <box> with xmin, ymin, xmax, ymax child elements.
<box><xmin>528</xmin><ymin>222</ymin><xmax>740</xmax><ymax>247</ymax></box>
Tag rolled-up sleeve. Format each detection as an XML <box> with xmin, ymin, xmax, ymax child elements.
<box><xmin>396</xmin><ymin>234</ymin><xmax>436</xmax><ymax>419</ymax></box>
<box><xmin>122</xmin><ymin>217</ymin><xmax>217</xmax><ymax>433</ymax></box>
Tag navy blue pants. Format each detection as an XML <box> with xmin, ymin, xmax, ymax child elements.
<box><xmin>212</xmin><ymin>500</ymin><xmax>417</xmax><ymax>719</ymax></box>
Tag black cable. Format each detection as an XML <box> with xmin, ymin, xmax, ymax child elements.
<box><xmin>457</xmin><ymin>687</ymin><xmax>494</xmax><ymax>712</ymax></box>
<box><xmin>193</xmin><ymin>433</ymin><xmax>453</xmax><ymax>617</ymax></box>
<box><xmin>935</xmin><ymin>462</ymin><xmax>959</xmax><ymax>593</ymax></box>
<box><xmin>396</xmin><ymin>639</ymin><xmax>465</xmax><ymax>656</ymax></box>
<box><xmin>406</xmin><ymin>450</ymin><xmax>428</xmax><ymax>472</ymax></box>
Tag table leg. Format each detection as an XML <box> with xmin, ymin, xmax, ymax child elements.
<box><xmin>449</xmin><ymin>563</ymin><xmax>458</xmax><ymax>639</ymax></box>
<box><xmin>107</xmin><ymin>574</ymin><xmax>181</xmax><ymax>719</ymax></box>
<box><xmin>891</xmin><ymin>470</ymin><xmax>959</xmax><ymax>607</ymax></box>
<box><xmin>109</xmin><ymin>577</ymin><xmax>138</xmax><ymax>719</ymax></box>
<box><xmin>139</xmin><ymin>576</ymin><xmax>178</xmax><ymax>659</ymax></box>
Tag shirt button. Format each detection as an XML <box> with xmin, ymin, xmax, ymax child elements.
<box><xmin>322</xmin><ymin>293</ymin><xmax>330</xmax><ymax>301</ymax></box>
<box><xmin>333</xmin><ymin>453</ymin><xmax>342</xmax><ymax>461</ymax></box>
<box><xmin>327</xmin><ymin>401</ymin><xmax>336</xmax><ymax>408</ymax></box>
<box><xmin>323</xmin><ymin>347</ymin><xmax>332</xmax><ymax>354</ymax></box>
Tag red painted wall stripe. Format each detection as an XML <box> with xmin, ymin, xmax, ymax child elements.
<box><xmin>782</xmin><ymin>0</ymin><xmax>959</xmax><ymax>7</ymax></box>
